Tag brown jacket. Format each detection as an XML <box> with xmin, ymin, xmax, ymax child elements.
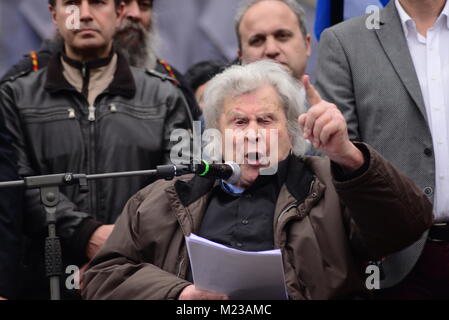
<box><xmin>82</xmin><ymin>144</ymin><xmax>432</xmax><ymax>300</ymax></box>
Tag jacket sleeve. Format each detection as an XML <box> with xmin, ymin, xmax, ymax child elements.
<box><xmin>316</xmin><ymin>28</ymin><xmax>361</xmax><ymax>141</ymax></box>
<box><xmin>0</xmin><ymin>56</ymin><xmax>33</xmax><ymax>83</ymax></box>
<box><xmin>0</xmin><ymin>112</ymin><xmax>23</xmax><ymax>299</ymax></box>
<box><xmin>332</xmin><ymin>143</ymin><xmax>433</xmax><ymax>260</ymax></box>
<box><xmin>155</xmin><ymin>61</ymin><xmax>202</xmax><ymax>121</ymax></box>
<box><xmin>0</xmin><ymin>83</ymin><xmax>102</xmax><ymax>264</ymax></box>
<box><xmin>82</xmin><ymin>192</ymin><xmax>191</xmax><ymax>300</ymax></box>
<box><xmin>162</xmin><ymin>83</ymin><xmax>194</xmax><ymax>165</ymax></box>
<box><xmin>0</xmin><ymin>39</ymin><xmax>60</xmax><ymax>82</ymax></box>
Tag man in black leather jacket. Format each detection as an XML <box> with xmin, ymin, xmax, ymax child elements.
<box><xmin>0</xmin><ymin>113</ymin><xmax>23</xmax><ymax>300</ymax></box>
<box><xmin>0</xmin><ymin>0</ymin><xmax>201</xmax><ymax>122</ymax></box>
<box><xmin>0</xmin><ymin>0</ymin><xmax>192</xmax><ymax>299</ymax></box>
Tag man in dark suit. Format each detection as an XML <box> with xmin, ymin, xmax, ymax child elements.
<box><xmin>316</xmin><ymin>0</ymin><xmax>449</xmax><ymax>298</ymax></box>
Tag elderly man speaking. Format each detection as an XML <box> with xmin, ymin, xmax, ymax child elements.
<box><xmin>82</xmin><ymin>60</ymin><xmax>432</xmax><ymax>300</ymax></box>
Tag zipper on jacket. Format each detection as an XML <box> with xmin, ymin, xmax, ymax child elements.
<box><xmin>109</xmin><ymin>103</ymin><xmax>117</xmax><ymax>113</ymax></box>
<box><xmin>276</xmin><ymin>179</ymin><xmax>316</xmax><ymax>227</ymax></box>
<box><xmin>86</xmin><ymin>101</ymin><xmax>98</xmax><ymax>219</ymax></box>
<box><xmin>177</xmin><ymin>258</ymin><xmax>185</xmax><ymax>278</ymax></box>
<box><xmin>68</xmin><ymin>108</ymin><xmax>76</xmax><ymax>119</ymax></box>
<box><xmin>90</xmin><ymin>111</ymin><xmax>98</xmax><ymax>219</ymax></box>
<box><xmin>22</xmin><ymin>108</ymin><xmax>76</xmax><ymax>120</ymax></box>
<box><xmin>277</xmin><ymin>201</ymin><xmax>299</xmax><ymax>225</ymax></box>
<box><xmin>88</xmin><ymin>105</ymin><xmax>96</xmax><ymax>121</ymax></box>
<box><xmin>81</xmin><ymin>64</ymin><xmax>90</xmax><ymax>99</ymax></box>
<box><xmin>308</xmin><ymin>179</ymin><xmax>315</xmax><ymax>195</ymax></box>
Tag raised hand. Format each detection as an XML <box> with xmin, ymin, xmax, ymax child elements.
<box><xmin>298</xmin><ymin>75</ymin><xmax>364</xmax><ymax>171</ymax></box>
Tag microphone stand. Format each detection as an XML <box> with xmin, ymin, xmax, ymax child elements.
<box><xmin>0</xmin><ymin>164</ymin><xmax>192</xmax><ymax>300</ymax></box>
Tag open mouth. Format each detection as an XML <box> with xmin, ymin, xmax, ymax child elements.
<box><xmin>245</xmin><ymin>152</ymin><xmax>269</xmax><ymax>166</ymax></box>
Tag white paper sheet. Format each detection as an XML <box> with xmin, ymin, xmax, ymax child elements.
<box><xmin>185</xmin><ymin>233</ymin><xmax>288</xmax><ymax>300</ymax></box>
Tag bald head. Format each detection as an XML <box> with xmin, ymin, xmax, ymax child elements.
<box><xmin>236</xmin><ymin>0</ymin><xmax>311</xmax><ymax>80</ymax></box>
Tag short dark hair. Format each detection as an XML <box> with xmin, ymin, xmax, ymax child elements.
<box><xmin>49</xmin><ymin>0</ymin><xmax>121</xmax><ymax>8</ymax></box>
<box><xmin>184</xmin><ymin>61</ymin><xmax>227</xmax><ymax>93</ymax></box>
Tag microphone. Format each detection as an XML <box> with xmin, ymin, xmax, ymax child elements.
<box><xmin>194</xmin><ymin>160</ymin><xmax>241</xmax><ymax>185</ymax></box>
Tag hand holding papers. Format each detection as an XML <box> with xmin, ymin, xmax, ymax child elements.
<box><xmin>185</xmin><ymin>233</ymin><xmax>288</xmax><ymax>300</ymax></box>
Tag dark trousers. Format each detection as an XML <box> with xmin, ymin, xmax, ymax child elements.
<box><xmin>376</xmin><ymin>241</ymin><xmax>449</xmax><ymax>299</ymax></box>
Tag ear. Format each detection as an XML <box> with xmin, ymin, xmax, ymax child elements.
<box><xmin>116</xmin><ymin>1</ymin><xmax>125</xmax><ymax>27</ymax></box>
<box><xmin>49</xmin><ymin>4</ymin><xmax>58</xmax><ymax>30</ymax></box>
<box><xmin>305</xmin><ymin>34</ymin><xmax>312</xmax><ymax>57</ymax></box>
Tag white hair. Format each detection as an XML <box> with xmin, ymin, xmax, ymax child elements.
<box><xmin>203</xmin><ymin>60</ymin><xmax>307</xmax><ymax>156</ymax></box>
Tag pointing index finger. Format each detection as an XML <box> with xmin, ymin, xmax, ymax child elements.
<box><xmin>302</xmin><ymin>75</ymin><xmax>322</xmax><ymax>106</ymax></box>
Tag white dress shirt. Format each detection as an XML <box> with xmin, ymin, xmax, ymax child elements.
<box><xmin>396</xmin><ymin>0</ymin><xmax>449</xmax><ymax>222</ymax></box>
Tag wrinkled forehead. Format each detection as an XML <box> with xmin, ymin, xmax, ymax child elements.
<box><xmin>239</xmin><ymin>1</ymin><xmax>300</xmax><ymax>36</ymax></box>
<box><xmin>221</xmin><ymin>86</ymin><xmax>284</xmax><ymax>118</ymax></box>
<box><xmin>52</xmin><ymin>0</ymin><xmax>119</xmax><ymax>7</ymax></box>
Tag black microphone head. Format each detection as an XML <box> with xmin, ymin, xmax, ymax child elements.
<box><xmin>195</xmin><ymin>160</ymin><xmax>240</xmax><ymax>185</ymax></box>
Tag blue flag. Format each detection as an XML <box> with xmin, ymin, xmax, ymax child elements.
<box><xmin>314</xmin><ymin>0</ymin><xmax>390</xmax><ymax>40</ymax></box>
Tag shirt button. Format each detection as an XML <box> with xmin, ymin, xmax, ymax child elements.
<box><xmin>242</xmin><ymin>219</ymin><xmax>249</xmax><ymax>225</ymax></box>
<box><xmin>424</xmin><ymin>148</ymin><xmax>433</xmax><ymax>157</ymax></box>
<box><xmin>423</xmin><ymin>187</ymin><xmax>433</xmax><ymax>196</ymax></box>
<box><xmin>236</xmin><ymin>242</ymin><xmax>243</xmax><ymax>248</ymax></box>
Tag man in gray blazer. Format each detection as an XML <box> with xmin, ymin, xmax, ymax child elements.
<box><xmin>316</xmin><ymin>0</ymin><xmax>449</xmax><ymax>298</ymax></box>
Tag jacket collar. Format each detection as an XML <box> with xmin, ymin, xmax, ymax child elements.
<box><xmin>375</xmin><ymin>0</ymin><xmax>427</xmax><ymax>123</ymax></box>
<box><xmin>45</xmin><ymin>49</ymin><xmax>136</xmax><ymax>98</ymax></box>
<box><xmin>174</xmin><ymin>175</ymin><xmax>216</xmax><ymax>208</ymax></box>
<box><xmin>284</xmin><ymin>155</ymin><xmax>314</xmax><ymax>203</ymax></box>
<box><xmin>61</xmin><ymin>49</ymin><xmax>114</xmax><ymax>70</ymax></box>
<box><xmin>174</xmin><ymin>154</ymin><xmax>314</xmax><ymax>207</ymax></box>
<box><xmin>395</xmin><ymin>0</ymin><xmax>449</xmax><ymax>36</ymax></box>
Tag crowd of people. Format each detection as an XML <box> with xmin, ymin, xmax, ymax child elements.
<box><xmin>0</xmin><ymin>0</ymin><xmax>447</xmax><ymax>300</ymax></box>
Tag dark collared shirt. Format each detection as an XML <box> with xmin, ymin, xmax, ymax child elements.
<box><xmin>197</xmin><ymin>156</ymin><xmax>290</xmax><ymax>252</ymax></box>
